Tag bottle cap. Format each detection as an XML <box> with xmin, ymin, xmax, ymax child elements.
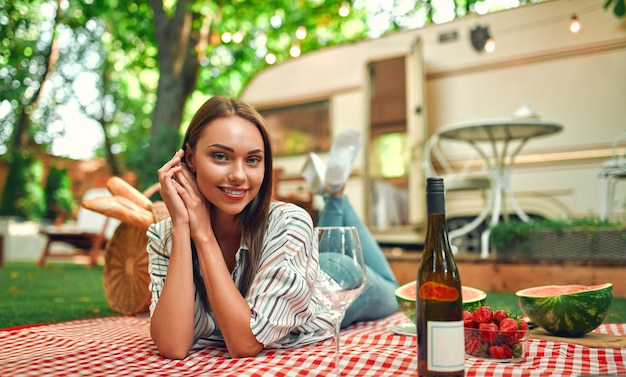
<box><xmin>426</xmin><ymin>177</ymin><xmax>446</xmax><ymax>214</ymax></box>
<box><xmin>426</xmin><ymin>177</ymin><xmax>445</xmax><ymax>193</ymax></box>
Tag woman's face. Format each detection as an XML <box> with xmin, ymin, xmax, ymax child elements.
<box><xmin>186</xmin><ymin>116</ymin><xmax>265</xmax><ymax>217</ymax></box>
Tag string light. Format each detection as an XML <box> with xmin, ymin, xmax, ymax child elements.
<box><xmin>265</xmin><ymin>53</ymin><xmax>277</xmax><ymax>65</ymax></box>
<box><xmin>466</xmin><ymin>4</ymin><xmax>600</xmax><ymax>53</ymax></box>
<box><xmin>290</xmin><ymin>42</ymin><xmax>301</xmax><ymax>57</ymax></box>
<box><xmin>484</xmin><ymin>36</ymin><xmax>495</xmax><ymax>53</ymax></box>
<box><xmin>255</xmin><ymin>33</ymin><xmax>268</xmax><ymax>48</ymax></box>
<box><xmin>221</xmin><ymin>32</ymin><xmax>232</xmax><ymax>43</ymax></box>
<box><xmin>232</xmin><ymin>31</ymin><xmax>244</xmax><ymax>44</ymax></box>
<box><xmin>296</xmin><ymin>25</ymin><xmax>307</xmax><ymax>40</ymax></box>
<box><xmin>223</xmin><ymin>1</ymin><xmax>598</xmax><ymax>60</ymax></box>
<box><xmin>339</xmin><ymin>2</ymin><xmax>350</xmax><ymax>17</ymax></box>
<box><xmin>570</xmin><ymin>14</ymin><xmax>582</xmax><ymax>33</ymax></box>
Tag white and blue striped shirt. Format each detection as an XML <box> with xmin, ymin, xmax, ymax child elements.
<box><xmin>147</xmin><ymin>201</ymin><xmax>334</xmax><ymax>349</ymax></box>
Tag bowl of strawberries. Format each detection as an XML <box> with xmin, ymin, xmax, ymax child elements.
<box><xmin>464</xmin><ymin>305</ymin><xmax>529</xmax><ymax>363</ymax></box>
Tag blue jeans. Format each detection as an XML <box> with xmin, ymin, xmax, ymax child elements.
<box><xmin>317</xmin><ymin>195</ymin><xmax>400</xmax><ymax>328</ymax></box>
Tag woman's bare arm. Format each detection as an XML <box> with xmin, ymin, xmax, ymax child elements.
<box><xmin>196</xmin><ymin>236</ymin><xmax>264</xmax><ymax>358</ymax></box>
<box><xmin>149</xmin><ymin>150</ymin><xmax>197</xmax><ymax>359</ymax></box>
<box><xmin>149</xmin><ymin>226</ymin><xmax>196</xmax><ymax>359</ymax></box>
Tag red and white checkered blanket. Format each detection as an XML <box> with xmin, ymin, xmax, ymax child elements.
<box><xmin>1</xmin><ymin>313</ymin><xmax>625</xmax><ymax>376</ymax></box>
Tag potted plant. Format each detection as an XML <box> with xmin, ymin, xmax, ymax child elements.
<box><xmin>490</xmin><ymin>217</ymin><xmax>626</xmax><ymax>262</ymax></box>
<box><xmin>0</xmin><ymin>151</ymin><xmax>46</xmax><ymax>221</ymax></box>
<box><xmin>43</xmin><ymin>165</ymin><xmax>76</xmax><ymax>224</ymax></box>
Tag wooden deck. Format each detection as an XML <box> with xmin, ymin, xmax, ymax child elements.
<box><xmin>386</xmin><ymin>250</ymin><xmax>626</xmax><ymax>298</ymax></box>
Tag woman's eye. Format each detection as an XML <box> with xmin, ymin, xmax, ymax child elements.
<box><xmin>247</xmin><ymin>156</ymin><xmax>262</xmax><ymax>165</ymax></box>
<box><xmin>212</xmin><ymin>153</ymin><xmax>228</xmax><ymax>161</ymax></box>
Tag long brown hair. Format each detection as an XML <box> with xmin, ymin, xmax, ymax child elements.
<box><xmin>181</xmin><ymin>96</ymin><xmax>273</xmax><ymax>305</ymax></box>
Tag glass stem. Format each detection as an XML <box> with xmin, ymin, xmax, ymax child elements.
<box><xmin>332</xmin><ymin>312</ymin><xmax>343</xmax><ymax>377</ymax></box>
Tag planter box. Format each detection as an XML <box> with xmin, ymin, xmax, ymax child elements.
<box><xmin>495</xmin><ymin>229</ymin><xmax>626</xmax><ymax>262</ymax></box>
<box><xmin>0</xmin><ymin>217</ymin><xmax>48</xmax><ymax>262</ymax></box>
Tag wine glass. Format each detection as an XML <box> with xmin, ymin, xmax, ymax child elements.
<box><xmin>310</xmin><ymin>226</ymin><xmax>366</xmax><ymax>376</ymax></box>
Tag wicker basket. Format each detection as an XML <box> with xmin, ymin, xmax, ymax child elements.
<box><xmin>103</xmin><ymin>184</ymin><xmax>169</xmax><ymax>315</ymax></box>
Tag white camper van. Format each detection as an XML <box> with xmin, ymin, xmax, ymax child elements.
<box><xmin>241</xmin><ymin>0</ymin><xmax>626</xmax><ymax>252</ymax></box>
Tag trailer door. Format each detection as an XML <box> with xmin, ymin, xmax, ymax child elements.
<box><xmin>406</xmin><ymin>37</ymin><xmax>427</xmax><ymax>230</ymax></box>
<box><xmin>366</xmin><ymin>37</ymin><xmax>427</xmax><ymax>244</ymax></box>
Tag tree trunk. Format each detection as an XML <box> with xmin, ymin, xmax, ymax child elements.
<box><xmin>96</xmin><ymin>59</ymin><xmax>120</xmax><ymax>176</ymax></box>
<box><xmin>149</xmin><ymin>0</ymin><xmax>210</xmax><ymax>168</ymax></box>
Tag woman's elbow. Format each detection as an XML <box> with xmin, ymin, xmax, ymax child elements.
<box><xmin>228</xmin><ymin>342</ymin><xmax>264</xmax><ymax>359</ymax></box>
<box><xmin>155</xmin><ymin>342</ymin><xmax>191</xmax><ymax>360</ymax></box>
<box><xmin>151</xmin><ymin>329</ymin><xmax>192</xmax><ymax>360</ymax></box>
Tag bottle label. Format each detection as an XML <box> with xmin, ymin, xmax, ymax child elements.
<box><xmin>427</xmin><ymin>320</ymin><xmax>465</xmax><ymax>372</ymax></box>
<box><xmin>419</xmin><ymin>281</ymin><xmax>459</xmax><ymax>301</ymax></box>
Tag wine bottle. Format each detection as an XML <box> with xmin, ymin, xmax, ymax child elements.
<box><xmin>416</xmin><ymin>177</ymin><xmax>465</xmax><ymax>377</ymax></box>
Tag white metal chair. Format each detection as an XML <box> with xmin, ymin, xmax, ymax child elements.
<box><xmin>421</xmin><ymin>132</ymin><xmax>492</xmax><ymax>253</ymax></box>
<box><xmin>599</xmin><ymin>132</ymin><xmax>626</xmax><ymax>220</ymax></box>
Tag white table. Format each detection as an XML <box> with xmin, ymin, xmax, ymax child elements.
<box><xmin>437</xmin><ymin>119</ymin><xmax>563</xmax><ymax>258</ymax></box>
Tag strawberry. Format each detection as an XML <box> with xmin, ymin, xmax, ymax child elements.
<box><xmin>488</xmin><ymin>345</ymin><xmax>505</xmax><ymax>359</ymax></box>
<box><xmin>501</xmin><ymin>343</ymin><xmax>513</xmax><ymax>359</ymax></box>
<box><xmin>517</xmin><ymin>318</ymin><xmax>529</xmax><ymax>340</ymax></box>
<box><xmin>465</xmin><ymin>326</ymin><xmax>477</xmax><ymax>339</ymax></box>
<box><xmin>465</xmin><ymin>338</ymin><xmax>481</xmax><ymax>357</ymax></box>
<box><xmin>478</xmin><ymin>322</ymin><xmax>499</xmax><ymax>343</ymax></box>
<box><xmin>463</xmin><ymin>310</ymin><xmax>476</xmax><ymax>328</ymax></box>
<box><xmin>499</xmin><ymin>317</ymin><xmax>519</xmax><ymax>344</ymax></box>
<box><xmin>492</xmin><ymin>309</ymin><xmax>509</xmax><ymax>325</ymax></box>
<box><xmin>464</xmin><ymin>307</ymin><xmax>527</xmax><ymax>361</ymax></box>
<box><xmin>472</xmin><ymin>305</ymin><xmax>493</xmax><ymax>323</ymax></box>
<box><xmin>466</xmin><ymin>338</ymin><xmax>488</xmax><ymax>357</ymax></box>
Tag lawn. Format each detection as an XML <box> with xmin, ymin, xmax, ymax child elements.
<box><xmin>1</xmin><ymin>262</ymin><xmax>626</xmax><ymax>328</ymax></box>
<box><xmin>1</xmin><ymin>262</ymin><xmax>118</xmax><ymax>328</ymax></box>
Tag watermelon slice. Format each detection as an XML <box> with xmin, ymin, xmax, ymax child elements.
<box><xmin>516</xmin><ymin>283</ymin><xmax>613</xmax><ymax>337</ymax></box>
<box><xmin>394</xmin><ymin>280</ymin><xmax>487</xmax><ymax>324</ymax></box>
<box><xmin>462</xmin><ymin>285</ymin><xmax>488</xmax><ymax>312</ymax></box>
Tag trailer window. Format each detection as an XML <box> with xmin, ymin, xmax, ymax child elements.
<box><xmin>259</xmin><ymin>100</ymin><xmax>330</xmax><ymax>156</ymax></box>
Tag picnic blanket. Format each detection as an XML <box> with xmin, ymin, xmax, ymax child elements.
<box><xmin>1</xmin><ymin>312</ymin><xmax>626</xmax><ymax>376</ymax></box>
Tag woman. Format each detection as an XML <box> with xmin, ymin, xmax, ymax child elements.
<box><xmin>147</xmin><ymin>96</ymin><xmax>397</xmax><ymax>360</ymax></box>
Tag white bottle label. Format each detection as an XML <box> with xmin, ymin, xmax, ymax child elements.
<box><xmin>427</xmin><ymin>320</ymin><xmax>465</xmax><ymax>372</ymax></box>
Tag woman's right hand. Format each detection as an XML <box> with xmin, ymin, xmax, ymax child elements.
<box><xmin>157</xmin><ymin>149</ymin><xmax>190</xmax><ymax>225</ymax></box>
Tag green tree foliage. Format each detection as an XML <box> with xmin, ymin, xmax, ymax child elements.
<box><xmin>43</xmin><ymin>164</ymin><xmax>76</xmax><ymax>221</ymax></box>
<box><xmin>0</xmin><ymin>152</ymin><xmax>46</xmax><ymax>220</ymax></box>
<box><xmin>605</xmin><ymin>0</ymin><xmax>626</xmax><ymax>17</ymax></box>
<box><xmin>5</xmin><ymin>0</ymin><xmax>621</xmax><ymax>192</ymax></box>
<box><xmin>0</xmin><ymin>0</ymin><xmax>55</xmax><ymax>154</ymax></box>
<box><xmin>134</xmin><ymin>0</ymin><xmax>376</xmax><ymax>188</ymax></box>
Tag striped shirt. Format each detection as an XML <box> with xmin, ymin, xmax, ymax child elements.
<box><xmin>146</xmin><ymin>201</ymin><xmax>335</xmax><ymax>349</ymax></box>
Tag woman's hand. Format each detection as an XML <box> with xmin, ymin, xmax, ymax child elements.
<box><xmin>157</xmin><ymin>150</ymin><xmax>192</xmax><ymax>226</ymax></box>
<box><xmin>158</xmin><ymin>149</ymin><xmax>212</xmax><ymax>240</ymax></box>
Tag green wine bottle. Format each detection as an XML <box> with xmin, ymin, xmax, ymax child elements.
<box><xmin>416</xmin><ymin>177</ymin><xmax>465</xmax><ymax>377</ymax></box>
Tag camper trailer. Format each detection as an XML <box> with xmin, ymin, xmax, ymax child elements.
<box><xmin>241</xmin><ymin>0</ymin><xmax>626</xmax><ymax>252</ymax></box>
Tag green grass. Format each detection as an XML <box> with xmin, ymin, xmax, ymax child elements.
<box><xmin>0</xmin><ymin>262</ymin><xmax>118</xmax><ymax>328</ymax></box>
<box><xmin>2</xmin><ymin>262</ymin><xmax>626</xmax><ymax>328</ymax></box>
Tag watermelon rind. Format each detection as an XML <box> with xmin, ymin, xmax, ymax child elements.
<box><xmin>394</xmin><ymin>281</ymin><xmax>418</xmax><ymax>324</ymax></box>
<box><xmin>462</xmin><ymin>286</ymin><xmax>488</xmax><ymax>312</ymax></box>
<box><xmin>394</xmin><ymin>281</ymin><xmax>487</xmax><ymax>324</ymax></box>
<box><xmin>516</xmin><ymin>283</ymin><xmax>613</xmax><ymax>337</ymax></box>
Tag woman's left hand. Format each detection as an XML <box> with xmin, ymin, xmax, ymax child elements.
<box><xmin>171</xmin><ymin>154</ymin><xmax>213</xmax><ymax>241</ymax></box>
